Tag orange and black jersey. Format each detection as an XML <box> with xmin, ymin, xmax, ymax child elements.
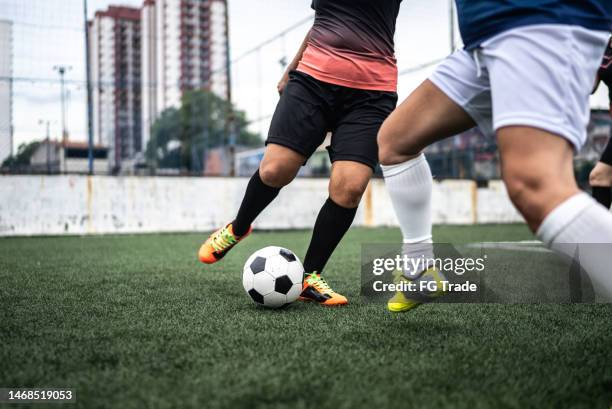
<box><xmin>309</xmin><ymin>0</ymin><xmax>400</xmax><ymax>59</ymax></box>
<box><xmin>297</xmin><ymin>0</ymin><xmax>402</xmax><ymax>92</ymax></box>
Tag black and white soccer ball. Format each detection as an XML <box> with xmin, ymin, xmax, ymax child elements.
<box><xmin>243</xmin><ymin>246</ymin><xmax>304</xmax><ymax>308</ymax></box>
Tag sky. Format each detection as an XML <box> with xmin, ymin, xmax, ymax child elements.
<box><xmin>0</xmin><ymin>0</ymin><xmax>609</xmax><ymax>151</ymax></box>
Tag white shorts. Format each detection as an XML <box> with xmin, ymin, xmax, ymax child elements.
<box><xmin>429</xmin><ymin>24</ymin><xmax>609</xmax><ymax>151</ymax></box>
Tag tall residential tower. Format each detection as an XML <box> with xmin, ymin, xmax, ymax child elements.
<box><xmin>88</xmin><ymin>6</ymin><xmax>142</xmax><ymax>172</ymax></box>
<box><xmin>141</xmin><ymin>0</ymin><xmax>229</xmax><ymax>149</ymax></box>
<box><xmin>0</xmin><ymin>20</ymin><xmax>13</xmax><ymax>164</ymax></box>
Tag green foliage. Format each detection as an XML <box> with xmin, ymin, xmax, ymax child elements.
<box><xmin>146</xmin><ymin>90</ymin><xmax>261</xmax><ymax>172</ymax></box>
<box><xmin>1</xmin><ymin>140</ymin><xmax>41</xmax><ymax>168</ymax></box>
<box><xmin>146</xmin><ymin>108</ymin><xmax>181</xmax><ymax>169</ymax></box>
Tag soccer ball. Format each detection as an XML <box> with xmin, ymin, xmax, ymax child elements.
<box><xmin>243</xmin><ymin>246</ymin><xmax>304</xmax><ymax>308</ymax></box>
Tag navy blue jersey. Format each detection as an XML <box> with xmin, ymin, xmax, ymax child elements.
<box><xmin>456</xmin><ymin>0</ymin><xmax>612</xmax><ymax>50</ymax></box>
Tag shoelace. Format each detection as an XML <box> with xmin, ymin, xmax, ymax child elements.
<box><xmin>306</xmin><ymin>273</ymin><xmax>334</xmax><ymax>295</ymax></box>
<box><xmin>210</xmin><ymin>226</ymin><xmax>237</xmax><ymax>252</ymax></box>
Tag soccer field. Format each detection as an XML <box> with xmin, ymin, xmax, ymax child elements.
<box><xmin>1</xmin><ymin>224</ymin><xmax>611</xmax><ymax>409</ymax></box>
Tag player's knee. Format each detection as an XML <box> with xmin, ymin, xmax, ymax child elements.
<box><xmin>259</xmin><ymin>161</ymin><xmax>295</xmax><ymax>188</ymax></box>
<box><xmin>377</xmin><ymin>127</ymin><xmax>398</xmax><ymax>165</ymax></box>
<box><xmin>502</xmin><ymin>170</ymin><xmax>546</xmax><ymax>218</ymax></box>
<box><xmin>589</xmin><ymin>169</ymin><xmax>602</xmax><ymax>186</ymax></box>
<box><xmin>331</xmin><ymin>179</ymin><xmax>368</xmax><ymax>208</ymax></box>
<box><xmin>378</xmin><ymin>143</ymin><xmax>399</xmax><ymax>166</ymax></box>
<box><xmin>377</xmin><ymin>126</ymin><xmax>421</xmax><ymax>166</ymax></box>
<box><xmin>589</xmin><ymin>163</ymin><xmax>612</xmax><ymax>187</ymax></box>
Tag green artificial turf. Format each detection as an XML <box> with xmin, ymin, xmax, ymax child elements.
<box><xmin>1</xmin><ymin>224</ymin><xmax>611</xmax><ymax>409</ymax></box>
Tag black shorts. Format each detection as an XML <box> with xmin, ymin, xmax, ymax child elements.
<box><xmin>266</xmin><ymin>70</ymin><xmax>398</xmax><ymax>170</ymax></box>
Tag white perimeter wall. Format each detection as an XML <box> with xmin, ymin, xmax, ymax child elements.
<box><xmin>0</xmin><ymin>175</ymin><xmax>522</xmax><ymax>236</ymax></box>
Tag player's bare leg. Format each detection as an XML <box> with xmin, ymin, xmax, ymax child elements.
<box><xmin>378</xmin><ymin>80</ymin><xmax>475</xmax><ymax>311</ymax></box>
<box><xmin>328</xmin><ymin>160</ymin><xmax>372</xmax><ymax>209</ymax></box>
<box><xmin>199</xmin><ymin>144</ymin><xmax>304</xmax><ymax>264</ymax></box>
<box><xmin>590</xmin><ymin>161</ymin><xmax>612</xmax><ymax>187</ymax></box>
<box><xmin>497</xmin><ymin>127</ymin><xmax>579</xmax><ymax>230</ymax></box>
<box><xmin>590</xmin><ymin>161</ymin><xmax>612</xmax><ymax>208</ymax></box>
<box><xmin>300</xmin><ymin>160</ymin><xmax>372</xmax><ymax>306</ymax></box>
<box><xmin>257</xmin><ymin>143</ymin><xmax>305</xmax><ymax>188</ymax></box>
<box><xmin>378</xmin><ymin>80</ymin><xmax>476</xmax><ymax>165</ymax></box>
<box><xmin>498</xmin><ymin>126</ymin><xmax>612</xmax><ymax>299</ymax></box>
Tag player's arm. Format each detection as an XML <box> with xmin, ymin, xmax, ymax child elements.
<box><xmin>277</xmin><ymin>28</ymin><xmax>312</xmax><ymax>95</ymax></box>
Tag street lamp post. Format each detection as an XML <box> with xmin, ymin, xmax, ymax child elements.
<box><xmin>223</xmin><ymin>0</ymin><xmax>236</xmax><ymax>177</ymax></box>
<box><xmin>53</xmin><ymin>65</ymin><xmax>72</xmax><ymax>144</ymax></box>
<box><xmin>84</xmin><ymin>0</ymin><xmax>95</xmax><ymax>175</ymax></box>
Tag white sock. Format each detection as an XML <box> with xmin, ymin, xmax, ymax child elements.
<box><xmin>537</xmin><ymin>193</ymin><xmax>612</xmax><ymax>301</ymax></box>
<box><xmin>381</xmin><ymin>154</ymin><xmax>434</xmax><ymax>277</ymax></box>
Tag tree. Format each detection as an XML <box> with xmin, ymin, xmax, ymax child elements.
<box><xmin>146</xmin><ymin>90</ymin><xmax>261</xmax><ymax>172</ymax></box>
<box><xmin>2</xmin><ymin>141</ymin><xmax>41</xmax><ymax>168</ymax></box>
<box><xmin>146</xmin><ymin>108</ymin><xmax>181</xmax><ymax>169</ymax></box>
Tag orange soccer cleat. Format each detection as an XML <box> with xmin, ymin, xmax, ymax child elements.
<box><xmin>299</xmin><ymin>272</ymin><xmax>348</xmax><ymax>306</ymax></box>
<box><xmin>198</xmin><ymin>223</ymin><xmax>252</xmax><ymax>264</ymax></box>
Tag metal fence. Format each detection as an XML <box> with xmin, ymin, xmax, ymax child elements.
<box><xmin>1</xmin><ymin>0</ymin><xmax>610</xmax><ymax>182</ymax></box>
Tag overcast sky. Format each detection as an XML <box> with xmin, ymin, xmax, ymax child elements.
<box><xmin>0</xmin><ymin>0</ymin><xmax>609</xmax><ymax>150</ymax></box>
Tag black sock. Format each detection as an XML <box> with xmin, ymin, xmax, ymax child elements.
<box><xmin>233</xmin><ymin>170</ymin><xmax>281</xmax><ymax>236</ymax></box>
<box><xmin>592</xmin><ymin>186</ymin><xmax>612</xmax><ymax>209</ymax></box>
<box><xmin>303</xmin><ymin>198</ymin><xmax>358</xmax><ymax>275</ymax></box>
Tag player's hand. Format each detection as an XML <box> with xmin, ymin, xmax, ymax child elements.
<box><xmin>277</xmin><ymin>71</ymin><xmax>290</xmax><ymax>95</ymax></box>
